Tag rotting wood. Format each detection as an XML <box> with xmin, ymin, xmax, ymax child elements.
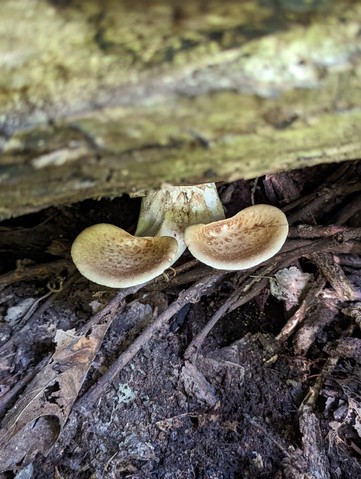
<box><xmin>0</xmin><ymin>0</ymin><xmax>361</xmax><ymax>219</ymax></box>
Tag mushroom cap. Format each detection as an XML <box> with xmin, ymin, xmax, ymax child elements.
<box><xmin>184</xmin><ymin>204</ymin><xmax>288</xmax><ymax>270</ymax></box>
<box><xmin>71</xmin><ymin>223</ymin><xmax>178</xmax><ymax>288</ymax></box>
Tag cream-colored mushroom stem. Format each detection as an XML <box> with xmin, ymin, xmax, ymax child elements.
<box><xmin>184</xmin><ymin>204</ymin><xmax>289</xmax><ymax>270</ymax></box>
<box><xmin>71</xmin><ymin>183</ymin><xmax>225</xmax><ymax>288</ymax></box>
<box><xmin>135</xmin><ymin>183</ymin><xmax>225</xmax><ymax>259</ymax></box>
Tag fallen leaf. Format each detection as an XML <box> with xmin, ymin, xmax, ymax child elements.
<box><xmin>0</xmin><ymin>323</ymin><xmax>108</xmax><ymax>473</ymax></box>
<box><xmin>180</xmin><ymin>361</ymin><xmax>217</xmax><ymax>406</ymax></box>
<box><xmin>270</xmin><ymin>266</ymin><xmax>312</xmax><ymax>305</ymax></box>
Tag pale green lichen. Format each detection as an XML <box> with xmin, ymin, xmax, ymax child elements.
<box><xmin>1</xmin><ymin>0</ymin><xmax>361</xmax><ymax>218</ymax></box>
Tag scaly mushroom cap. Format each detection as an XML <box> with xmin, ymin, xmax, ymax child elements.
<box><xmin>184</xmin><ymin>204</ymin><xmax>288</xmax><ymax>270</ymax></box>
<box><xmin>71</xmin><ymin>224</ymin><xmax>178</xmax><ymax>288</ymax></box>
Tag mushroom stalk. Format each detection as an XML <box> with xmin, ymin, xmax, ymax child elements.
<box><xmin>135</xmin><ymin>183</ymin><xmax>226</xmax><ymax>260</ymax></box>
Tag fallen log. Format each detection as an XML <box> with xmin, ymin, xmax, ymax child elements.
<box><xmin>1</xmin><ymin>0</ymin><xmax>361</xmax><ymax>219</ymax></box>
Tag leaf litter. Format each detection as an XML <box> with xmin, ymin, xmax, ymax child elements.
<box><xmin>0</xmin><ymin>161</ymin><xmax>361</xmax><ymax>478</ymax></box>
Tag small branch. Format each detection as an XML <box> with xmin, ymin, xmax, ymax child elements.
<box><xmin>276</xmin><ymin>275</ymin><xmax>326</xmax><ymax>342</ymax></box>
<box><xmin>146</xmin><ymin>263</ymin><xmax>214</xmax><ymax>291</ymax></box>
<box><xmin>74</xmin><ymin>272</ymin><xmax>225</xmax><ymax>413</ymax></box>
<box><xmin>288</xmin><ymin>225</ymin><xmax>356</xmax><ymax>239</ymax></box>
<box><xmin>185</xmin><ymin>228</ymin><xmax>361</xmax><ymax>359</ymax></box>
<box><xmin>77</xmin><ymin>284</ymin><xmax>143</xmax><ymax>335</ymax></box>
<box><xmin>310</xmin><ymin>252</ymin><xmax>356</xmax><ymax>300</ymax></box>
<box><xmin>244</xmin><ymin>414</ymin><xmax>290</xmax><ymax>457</ymax></box>
<box><xmin>285</xmin><ymin>182</ymin><xmax>361</xmax><ymax>224</ymax></box>
<box><xmin>0</xmin><ymin>354</ymin><xmax>51</xmax><ymax>420</ymax></box>
<box><xmin>184</xmin><ymin>276</ymin><xmax>268</xmax><ymax>360</ymax></box>
<box><xmin>0</xmin><ymin>274</ymin><xmax>79</xmax><ymax>355</ymax></box>
<box><xmin>0</xmin><ymin>259</ymin><xmax>74</xmax><ymax>289</ymax></box>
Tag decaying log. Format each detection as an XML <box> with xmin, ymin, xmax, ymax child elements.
<box><xmin>0</xmin><ymin>0</ymin><xmax>361</xmax><ymax>219</ymax></box>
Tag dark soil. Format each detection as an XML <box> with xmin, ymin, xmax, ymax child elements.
<box><xmin>0</xmin><ymin>160</ymin><xmax>361</xmax><ymax>479</ymax></box>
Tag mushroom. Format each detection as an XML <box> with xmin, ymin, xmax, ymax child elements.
<box><xmin>71</xmin><ymin>183</ymin><xmax>225</xmax><ymax>288</ymax></box>
<box><xmin>70</xmin><ymin>224</ymin><xmax>179</xmax><ymax>288</ymax></box>
<box><xmin>184</xmin><ymin>204</ymin><xmax>288</xmax><ymax>270</ymax></box>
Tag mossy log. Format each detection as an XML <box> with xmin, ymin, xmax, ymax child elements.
<box><xmin>0</xmin><ymin>0</ymin><xmax>361</xmax><ymax>219</ymax></box>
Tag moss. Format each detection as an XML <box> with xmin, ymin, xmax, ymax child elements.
<box><xmin>1</xmin><ymin>0</ymin><xmax>361</xmax><ymax>218</ymax></box>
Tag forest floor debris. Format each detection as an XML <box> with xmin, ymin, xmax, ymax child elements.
<box><xmin>0</xmin><ymin>160</ymin><xmax>361</xmax><ymax>478</ymax></box>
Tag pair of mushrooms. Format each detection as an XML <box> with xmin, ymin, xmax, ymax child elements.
<box><xmin>71</xmin><ymin>183</ymin><xmax>289</xmax><ymax>288</ymax></box>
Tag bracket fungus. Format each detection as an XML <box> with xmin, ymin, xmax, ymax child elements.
<box><xmin>184</xmin><ymin>204</ymin><xmax>289</xmax><ymax>270</ymax></box>
<box><xmin>71</xmin><ymin>184</ymin><xmax>289</xmax><ymax>288</ymax></box>
<box><xmin>71</xmin><ymin>183</ymin><xmax>225</xmax><ymax>288</ymax></box>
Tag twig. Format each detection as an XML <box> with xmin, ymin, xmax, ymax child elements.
<box><xmin>74</xmin><ymin>272</ymin><xmax>225</xmax><ymax>413</ymax></box>
<box><xmin>184</xmin><ymin>257</ymin><xmax>287</xmax><ymax>360</ymax></box>
<box><xmin>282</xmin><ymin>163</ymin><xmax>353</xmax><ymax>215</ymax></box>
<box><xmin>13</xmin><ymin>276</ymin><xmax>66</xmax><ymax>332</ymax></box>
<box><xmin>288</xmin><ymin>225</ymin><xmax>356</xmax><ymax>239</ymax></box>
<box><xmin>310</xmin><ymin>252</ymin><xmax>355</xmax><ymax>300</ymax></box>
<box><xmin>276</xmin><ymin>275</ymin><xmax>326</xmax><ymax>342</ymax></box>
<box><xmin>278</xmin><ymin>233</ymin><xmax>361</xmax><ymax>261</ymax></box>
<box><xmin>284</xmin><ymin>181</ymin><xmax>361</xmax><ymax>224</ymax></box>
<box><xmin>146</xmin><ymin>264</ymin><xmax>213</xmax><ymax>291</ymax></box>
<box><xmin>0</xmin><ymin>354</ymin><xmax>51</xmax><ymax>419</ymax></box>
<box><xmin>0</xmin><ymin>259</ymin><xmax>74</xmax><ymax>289</ymax></box>
<box><xmin>244</xmin><ymin>414</ymin><xmax>290</xmax><ymax>457</ymax></box>
<box><xmin>331</xmin><ymin>192</ymin><xmax>361</xmax><ymax>225</ymax></box>
<box><xmin>184</xmin><ymin>276</ymin><xmax>269</xmax><ymax>360</ymax></box>
<box><xmin>0</xmin><ymin>274</ymin><xmax>79</xmax><ymax>355</ymax></box>
<box><xmin>184</xmin><ymin>229</ymin><xmax>361</xmax><ymax>359</ymax></box>
<box><xmin>14</xmin><ymin>291</ymin><xmax>53</xmax><ymax>331</ymax></box>
<box><xmin>77</xmin><ymin>284</ymin><xmax>143</xmax><ymax>335</ymax></box>
<box><xmin>171</xmin><ymin>258</ymin><xmax>199</xmax><ymax>275</ymax></box>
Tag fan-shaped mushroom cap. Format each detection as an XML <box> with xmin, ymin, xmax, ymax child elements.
<box><xmin>184</xmin><ymin>204</ymin><xmax>288</xmax><ymax>270</ymax></box>
<box><xmin>71</xmin><ymin>183</ymin><xmax>226</xmax><ymax>288</ymax></box>
<box><xmin>71</xmin><ymin>223</ymin><xmax>178</xmax><ymax>288</ymax></box>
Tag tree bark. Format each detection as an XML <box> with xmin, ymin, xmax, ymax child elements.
<box><xmin>1</xmin><ymin>0</ymin><xmax>361</xmax><ymax>219</ymax></box>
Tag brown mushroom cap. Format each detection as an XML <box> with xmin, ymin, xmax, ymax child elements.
<box><xmin>71</xmin><ymin>224</ymin><xmax>178</xmax><ymax>288</ymax></box>
<box><xmin>184</xmin><ymin>204</ymin><xmax>288</xmax><ymax>270</ymax></box>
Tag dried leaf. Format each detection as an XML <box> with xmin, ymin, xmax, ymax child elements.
<box><xmin>180</xmin><ymin>361</ymin><xmax>217</xmax><ymax>406</ymax></box>
<box><xmin>4</xmin><ymin>298</ymin><xmax>36</xmax><ymax>325</ymax></box>
<box><xmin>0</xmin><ymin>323</ymin><xmax>108</xmax><ymax>473</ymax></box>
<box><xmin>270</xmin><ymin>266</ymin><xmax>312</xmax><ymax>305</ymax></box>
